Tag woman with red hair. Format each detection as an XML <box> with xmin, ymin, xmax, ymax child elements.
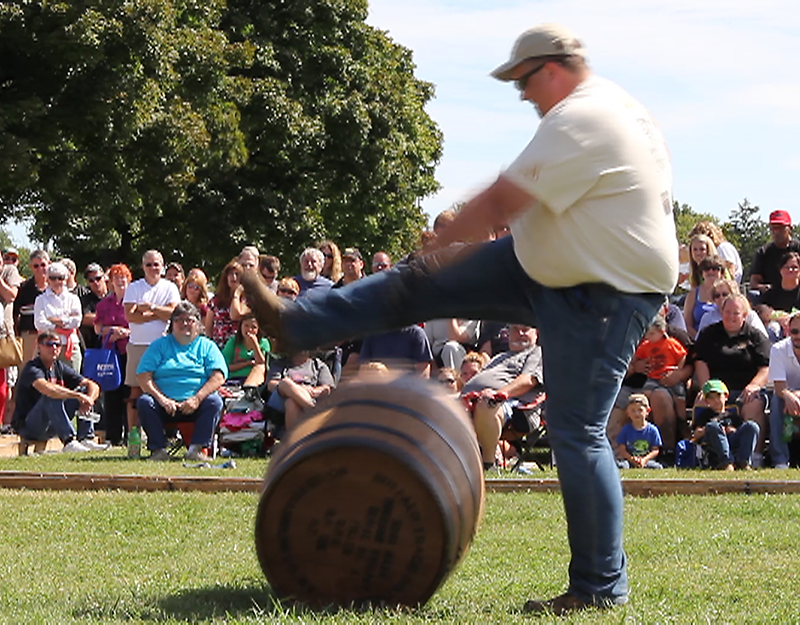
<box><xmin>93</xmin><ymin>263</ymin><xmax>132</xmax><ymax>446</ymax></box>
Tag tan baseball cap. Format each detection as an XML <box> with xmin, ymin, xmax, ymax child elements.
<box><xmin>491</xmin><ymin>23</ymin><xmax>586</xmax><ymax>81</ymax></box>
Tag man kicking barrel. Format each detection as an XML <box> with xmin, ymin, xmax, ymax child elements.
<box><xmin>244</xmin><ymin>23</ymin><xmax>677</xmax><ymax>616</ymax></box>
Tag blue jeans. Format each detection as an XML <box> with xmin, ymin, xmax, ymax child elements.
<box><xmin>137</xmin><ymin>393</ymin><xmax>223</xmax><ymax>451</ymax></box>
<box><xmin>282</xmin><ymin>237</ymin><xmax>665</xmax><ymax>603</ymax></box>
<box><xmin>703</xmin><ymin>420</ymin><xmax>760</xmax><ymax>467</ymax></box>
<box><xmin>19</xmin><ymin>396</ymin><xmax>95</xmax><ymax>442</ymax></box>
<box><xmin>770</xmin><ymin>393</ymin><xmax>790</xmax><ymax>466</ymax></box>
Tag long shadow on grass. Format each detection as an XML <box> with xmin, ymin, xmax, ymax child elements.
<box><xmin>157</xmin><ymin>584</ymin><xmax>416</xmax><ymax>620</ymax></box>
<box><xmin>158</xmin><ymin>583</ymin><xmax>280</xmax><ymax>620</ymax></box>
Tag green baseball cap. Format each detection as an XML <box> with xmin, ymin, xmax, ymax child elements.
<box><xmin>702</xmin><ymin>379</ymin><xmax>729</xmax><ymax>396</ymax></box>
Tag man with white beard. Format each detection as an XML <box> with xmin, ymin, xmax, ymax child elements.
<box><xmin>293</xmin><ymin>248</ymin><xmax>334</xmax><ymax>297</ymax></box>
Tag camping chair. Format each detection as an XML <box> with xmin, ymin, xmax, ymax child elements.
<box><xmin>462</xmin><ymin>390</ymin><xmax>547</xmax><ymax>472</ymax></box>
<box><xmin>166</xmin><ymin>421</ymin><xmax>217</xmax><ymax>459</ymax></box>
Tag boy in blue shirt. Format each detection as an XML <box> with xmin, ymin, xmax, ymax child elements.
<box><xmin>616</xmin><ymin>394</ymin><xmax>663</xmax><ymax>469</ymax></box>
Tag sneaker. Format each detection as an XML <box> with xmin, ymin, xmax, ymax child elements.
<box><xmin>0</xmin><ymin>424</ymin><xmax>13</xmax><ymax>435</ymax></box>
<box><xmin>148</xmin><ymin>448</ymin><xmax>172</xmax><ymax>462</ymax></box>
<box><xmin>62</xmin><ymin>439</ymin><xmax>91</xmax><ymax>453</ymax></box>
<box><xmin>77</xmin><ymin>411</ymin><xmax>102</xmax><ymax>423</ymax></box>
<box><xmin>241</xmin><ymin>271</ymin><xmax>285</xmax><ymax>344</ymax></box>
<box><xmin>79</xmin><ymin>439</ymin><xmax>111</xmax><ymax>451</ymax></box>
<box><xmin>185</xmin><ymin>446</ymin><xmax>210</xmax><ymax>462</ymax></box>
<box><xmin>775</xmin><ymin>463</ymin><xmax>790</xmax><ymax>470</ymax></box>
<box><xmin>523</xmin><ymin>592</ymin><xmax>619</xmax><ymax>616</ymax></box>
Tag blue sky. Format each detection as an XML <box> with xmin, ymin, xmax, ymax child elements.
<box><xmin>367</xmin><ymin>0</ymin><xmax>800</xmax><ymax>227</ymax></box>
<box><xmin>8</xmin><ymin>1</ymin><xmax>798</xmax><ymax>247</ymax></box>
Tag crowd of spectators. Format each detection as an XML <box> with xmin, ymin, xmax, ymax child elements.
<box><xmin>3</xmin><ymin>207</ymin><xmax>800</xmax><ymax>469</ymax></box>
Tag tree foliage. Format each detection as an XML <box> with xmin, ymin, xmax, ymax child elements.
<box><xmin>672</xmin><ymin>200</ymin><xmax>717</xmax><ymax>245</ymax></box>
<box><xmin>725</xmin><ymin>198</ymin><xmax>769</xmax><ymax>281</ymax></box>
<box><xmin>0</xmin><ymin>0</ymin><xmax>441</xmax><ymax>274</ymax></box>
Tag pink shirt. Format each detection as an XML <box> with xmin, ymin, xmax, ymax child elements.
<box><xmin>95</xmin><ymin>293</ymin><xmax>129</xmax><ymax>354</ymax></box>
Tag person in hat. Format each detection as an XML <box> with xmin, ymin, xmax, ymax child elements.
<box><xmin>242</xmin><ymin>23</ymin><xmax>676</xmax><ymax>615</ymax></box>
<box><xmin>2</xmin><ymin>247</ymin><xmax>19</xmax><ymax>266</ymax></box>
<box><xmin>33</xmin><ymin>262</ymin><xmax>83</xmax><ymax>372</ymax></box>
<box><xmin>690</xmin><ymin>379</ymin><xmax>760</xmax><ymax>471</ymax></box>
<box><xmin>335</xmin><ymin>248</ymin><xmax>364</xmax><ymax>288</ymax></box>
<box><xmin>615</xmin><ymin>394</ymin><xmax>663</xmax><ymax>469</ymax></box>
<box><xmin>750</xmin><ymin>210</ymin><xmax>800</xmax><ymax>297</ymax></box>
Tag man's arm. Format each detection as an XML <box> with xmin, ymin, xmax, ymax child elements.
<box><xmin>485</xmin><ymin>372</ymin><xmax>538</xmax><ymax>399</ymax></box>
<box><xmin>430</xmin><ymin>175</ymin><xmax>534</xmax><ymax>250</ymax></box>
<box><xmin>414</xmin><ymin>361</ymin><xmax>431</xmax><ymax>378</ymax></box>
<box><xmin>774</xmin><ymin>380</ymin><xmax>800</xmax><ymax>415</ymax></box>
<box><xmin>32</xmin><ymin>378</ymin><xmax>95</xmax><ymax>407</ymax></box>
<box><xmin>693</xmin><ymin>360</ymin><xmax>711</xmax><ymax>397</ymax></box>
<box><xmin>0</xmin><ymin>274</ymin><xmax>19</xmax><ymax>304</ymax></box>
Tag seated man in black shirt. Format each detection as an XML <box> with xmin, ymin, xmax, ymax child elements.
<box><xmin>11</xmin><ymin>330</ymin><xmax>108</xmax><ymax>453</ymax></box>
<box><xmin>692</xmin><ymin>294</ymin><xmax>770</xmax><ymax>466</ymax></box>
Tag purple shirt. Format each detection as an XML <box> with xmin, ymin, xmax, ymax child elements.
<box><xmin>95</xmin><ymin>293</ymin><xmax>129</xmax><ymax>354</ymax></box>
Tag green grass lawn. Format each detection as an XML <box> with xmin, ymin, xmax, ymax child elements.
<box><xmin>2</xmin><ymin>475</ymin><xmax>800</xmax><ymax>623</ymax></box>
<box><xmin>2</xmin><ymin>447</ymin><xmax>800</xmax><ymax>481</ymax></box>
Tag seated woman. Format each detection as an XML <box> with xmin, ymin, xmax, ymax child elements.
<box><xmin>205</xmin><ymin>260</ymin><xmax>243</xmax><ymax>349</ymax></box>
<box><xmin>437</xmin><ymin>367</ymin><xmax>463</xmax><ymax>397</ymax></box>
<box><xmin>424</xmin><ymin>318</ymin><xmax>480</xmax><ymax>371</ymax></box>
<box><xmin>760</xmin><ymin>251</ymin><xmax>800</xmax><ymax>335</ymax></box>
<box><xmin>222</xmin><ymin>312</ymin><xmax>271</xmax><ymax>397</ymax></box>
<box><xmin>697</xmin><ymin>279</ymin><xmax>768</xmax><ymax>337</ymax></box>
<box><xmin>683</xmin><ymin>254</ymin><xmax>724</xmax><ymax>339</ymax></box>
<box><xmin>692</xmin><ymin>293</ymin><xmax>770</xmax><ymax>467</ymax></box>
<box><xmin>136</xmin><ymin>302</ymin><xmax>228</xmax><ymax>461</ymax></box>
<box><xmin>265</xmin><ymin>351</ymin><xmax>335</xmax><ymax>431</ymax></box>
<box><xmin>460</xmin><ymin>351</ymin><xmax>489</xmax><ymax>384</ymax></box>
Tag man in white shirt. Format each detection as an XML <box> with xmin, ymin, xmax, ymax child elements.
<box><xmin>767</xmin><ymin>311</ymin><xmax>800</xmax><ymax>468</ymax></box>
<box><xmin>244</xmin><ymin>24</ymin><xmax>676</xmax><ymax>615</ymax></box>
<box><xmin>123</xmin><ymin>250</ymin><xmax>180</xmax><ymax>435</ymax></box>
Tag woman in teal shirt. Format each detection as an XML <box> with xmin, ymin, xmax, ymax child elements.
<box><xmin>136</xmin><ymin>302</ymin><xmax>228</xmax><ymax>461</ymax></box>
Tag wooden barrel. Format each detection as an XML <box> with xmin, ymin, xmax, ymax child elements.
<box><xmin>254</xmin><ymin>375</ymin><xmax>485</xmax><ymax>607</ymax></box>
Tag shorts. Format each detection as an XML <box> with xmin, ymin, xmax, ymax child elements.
<box><xmin>614</xmin><ymin>385</ymin><xmax>642</xmax><ymax>410</ymax></box>
<box><xmin>642</xmin><ymin>378</ymin><xmax>686</xmax><ymax>399</ymax></box>
<box><xmin>502</xmin><ymin>398</ymin><xmax>542</xmax><ymax>434</ymax></box>
<box><xmin>125</xmin><ymin>343</ymin><xmax>149</xmax><ymax>387</ymax></box>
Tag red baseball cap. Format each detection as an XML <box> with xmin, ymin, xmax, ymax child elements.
<box><xmin>769</xmin><ymin>210</ymin><xmax>792</xmax><ymax>226</ymax></box>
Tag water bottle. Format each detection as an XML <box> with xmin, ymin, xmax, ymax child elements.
<box><xmin>128</xmin><ymin>427</ymin><xmax>141</xmax><ymax>459</ymax></box>
<box><xmin>783</xmin><ymin>414</ymin><xmax>796</xmax><ymax>443</ymax></box>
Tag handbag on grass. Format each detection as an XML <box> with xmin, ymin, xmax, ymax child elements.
<box><xmin>0</xmin><ymin>319</ymin><xmax>23</xmax><ymax>368</ymax></box>
<box><xmin>83</xmin><ymin>335</ymin><xmax>123</xmax><ymax>391</ymax></box>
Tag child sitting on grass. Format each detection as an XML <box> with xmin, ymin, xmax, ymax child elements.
<box><xmin>691</xmin><ymin>379</ymin><xmax>760</xmax><ymax>471</ymax></box>
<box><xmin>616</xmin><ymin>394</ymin><xmax>663</xmax><ymax>469</ymax></box>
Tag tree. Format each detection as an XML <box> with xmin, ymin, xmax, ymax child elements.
<box><xmin>0</xmin><ymin>0</ymin><xmax>442</xmax><ymax>275</ymax></box>
<box><xmin>672</xmin><ymin>200</ymin><xmax>718</xmax><ymax>244</ymax></box>
<box><xmin>0</xmin><ymin>0</ymin><xmax>249</xmax><ymax>270</ymax></box>
<box><xmin>182</xmin><ymin>0</ymin><xmax>441</xmax><ymax>272</ymax></box>
<box><xmin>726</xmin><ymin>198</ymin><xmax>767</xmax><ymax>281</ymax></box>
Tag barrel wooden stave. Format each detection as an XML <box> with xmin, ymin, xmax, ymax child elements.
<box><xmin>255</xmin><ymin>378</ymin><xmax>484</xmax><ymax>607</ymax></box>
